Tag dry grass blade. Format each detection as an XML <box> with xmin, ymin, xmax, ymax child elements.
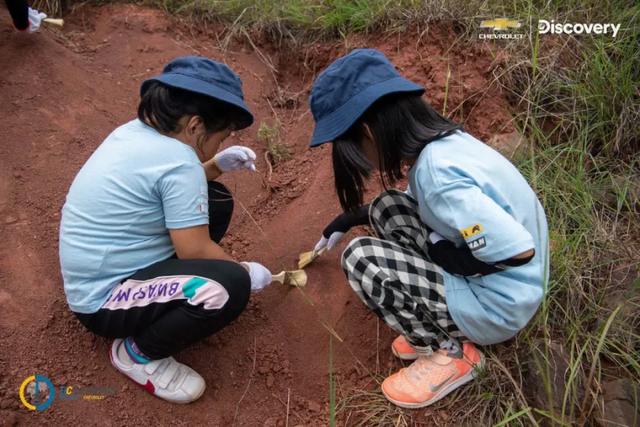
<box><xmin>578</xmin><ymin>305</ymin><xmax>622</xmax><ymax>424</ymax></box>
<box><xmin>233</xmin><ymin>337</ymin><xmax>257</xmax><ymax>426</ymax></box>
<box><xmin>32</xmin><ymin>0</ymin><xmax>61</xmax><ymax>16</ymax></box>
<box><xmin>490</xmin><ymin>355</ymin><xmax>539</xmax><ymax>426</ymax></box>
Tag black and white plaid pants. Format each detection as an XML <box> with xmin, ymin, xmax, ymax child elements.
<box><xmin>341</xmin><ymin>189</ymin><xmax>464</xmax><ymax>354</ymax></box>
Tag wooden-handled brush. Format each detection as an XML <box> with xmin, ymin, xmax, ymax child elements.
<box><xmin>298</xmin><ymin>247</ymin><xmax>326</xmax><ymax>269</ymax></box>
<box><xmin>43</xmin><ymin>18</ymin><xmax>64</xmax><ymax>27</ymax></box>
<box><xmin>272</xmin><ymin>270</ymin><xmax>307</xmax><ymax>287</ymax></box>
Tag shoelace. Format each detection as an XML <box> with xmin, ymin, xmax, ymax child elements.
<box><xmin>405</xmin><ymin>355</ymin><xmax>437</xmax><ymax>382</ymax></box>
<box><xmin>440</xmin><ymin>339</ymin><xmax>462</xmax><ymax>358</ymax></box>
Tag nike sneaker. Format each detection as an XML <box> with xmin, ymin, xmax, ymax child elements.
<box><xmin>391</xmin><ymin>335</ymin><xmax>419</xmax><ymax>360</ymax></box>
<box><xmin>109</xmin><ymin>339</ymin><xmax>206</xmax><ymax>404</ymax></box>
<box><xmin>382</xmin><ymin>342</ymin><xmax>484</xmax><ymax>408</ymax></box>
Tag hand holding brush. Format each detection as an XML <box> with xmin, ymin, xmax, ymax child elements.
<box><xmin>272</xmin><ymin>270</ymin><xmax>307</xmax><ymax>287</ymax></box>
<box><xmin>242</xmin><ymin>261</ymin><xmax>308</xmax><ymax>289</ymax></box>
<box><xmin>299</xmin><ymin>204</ymin><xmax>370</xmax><ymax>268</ymax></box>
<box><xmin>241</xmin><ymin>261</ymin><xmax>273</xmax><ymax>292</ymax></box>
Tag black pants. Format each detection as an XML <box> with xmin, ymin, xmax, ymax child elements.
<box><xmin>74</xmin><ymin>181</ymin><xmax>250</xmax><ymax>360</ymax></box>
<box><xmin>4</xmin><ymin>0</ymin><xmax>29</xmax><ymax>31</ymax></box>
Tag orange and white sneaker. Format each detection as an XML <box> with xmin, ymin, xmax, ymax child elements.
<box><xmin>391</xmin><ymin>335</ymin><xmax>418</xmax><ymax>360</ymax></box>
<box><xmin>382</xmin><ymin>342</ymin><xmax>484</xmax><ymax>408</ymax></box>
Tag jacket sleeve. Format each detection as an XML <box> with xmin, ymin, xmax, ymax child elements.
<box><xmin>424</xmin><ymin>181</ymin><xmax>535</xmax><ymax>264</ymax></box>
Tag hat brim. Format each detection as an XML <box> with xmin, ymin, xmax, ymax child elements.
<box><xmin>141</xmin><ymin>73</ymin><xmax>254</xmax><ymax>130</ymax></box>
<box><xmin>309</xmin><ymin>77</ymin><xmax>424</xmax><ymax>147</ymax></box>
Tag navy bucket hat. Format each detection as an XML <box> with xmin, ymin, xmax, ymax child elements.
<box><xmin>141</xmin><ymin>56</ymin><xmax>254</xmax><ymax>129</ymax></box>
<box><xmin>309</xmin><ymin>49</ymin><xmax>424</xmax><ymax>147</ymax></box>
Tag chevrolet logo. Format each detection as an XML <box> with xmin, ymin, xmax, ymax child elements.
<box><xmin>480</xmin><ymin>18</ymin><xmax>522</xmax><ymax>31</ymax></box>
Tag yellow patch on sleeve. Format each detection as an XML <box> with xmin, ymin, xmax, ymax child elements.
<box><xmin>460</xmin><ymin>223</ymin><xmax>483</xmax><ymax>239</ymax></box>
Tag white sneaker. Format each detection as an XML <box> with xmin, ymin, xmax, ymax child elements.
<box><xmin>109</xmin><ymin>339</ymin><xmax>206</xmax><ymax>404</ymax></box>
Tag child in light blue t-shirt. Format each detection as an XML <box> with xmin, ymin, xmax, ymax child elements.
<box><xmin>309</xmin><ymin>49</ymin><xmax>548</xmax><ymax>409</ymax></box>
<box><xmin>59</xmin><ymin>56</ymin><xmax>275</xmax><ymax>404</ymax></box>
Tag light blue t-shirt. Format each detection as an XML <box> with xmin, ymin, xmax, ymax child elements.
<box><xmin>408</xmin><ymin>131</ymin><xmax>548</xmax><ymax>345</ymax></box>
<box><xmin>59</xmin><ymin>119</ymin><xmax>209</xmax><ymax>313</ymax></box>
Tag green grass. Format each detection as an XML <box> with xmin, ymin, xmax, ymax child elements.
<box><xmin>257</xmin><ymin>120</ymin><xmax>291</xmax><ymax>164</ymax></box>
<box><xmin>513</xmin><ymin>143</ymin><xmax>639</xmax><ymax>425</ymax></box>
<box><xmin>500</xmin><ymin>2</ymin><xmax>640</xmax><ymax>159</ymax></box>
<box><xmin>503</xmin><ymin>9</ymin><xmax>639</xmax><ymax>424</ymax></box>
<box><xmin>329</xmin><ymin>334</ymin><xmax>337</xmax><ymax>427</ymax></box>
<box><xmin>144</xmin><ymin>0</ymin><xmax>434</xmax><ymax>34</ymax></box>
<box><xmin>91</xmin><ymin>0</ymin><xmax>638</xmax><ymax>424</ymax></box>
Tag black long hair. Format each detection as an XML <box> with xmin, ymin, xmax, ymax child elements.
<box><xmin>137</xmin><ymin>81</ymin><xmax>251</xmax><ymax>135</ymax></box>
<box><xmin>332</xmin><ymin>93</ymin><xmax>462</xmax><ymax>212</ymax></box>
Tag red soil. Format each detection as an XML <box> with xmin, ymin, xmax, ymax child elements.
<box><xmin>0</xmin><ymin>4</ymin><xmax>515</xmax><ymax>425</ymax></box>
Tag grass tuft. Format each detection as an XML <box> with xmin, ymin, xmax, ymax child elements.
<box><xmin>31</xmin><ymin>0</ymin><xmax>63</xmax><ymax>16</ymax></box>
<box><xmin>329</xmin><ymin>334</ymin><xmax>337</xmax><ymax>427</ymax></box>
<box><xmin>257</xmin><ymin>120</ymin><xmax>291</xmax><ymax>164</ymax></box>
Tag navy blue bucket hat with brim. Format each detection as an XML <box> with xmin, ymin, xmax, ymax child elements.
<box><xmin>309</xmin><ymin>48</ymin><xmax>424</xmax><ymax>147</ymax></box>
<box><xmin>141</xmin><ymin>56</ymin><xmax>254</xmax><ymax>129</ymax></box>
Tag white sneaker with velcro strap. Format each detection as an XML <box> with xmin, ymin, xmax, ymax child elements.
<box><xmin>109</xmin><ymin>339</ymin><xmax>206</xmax><ymax>404</ymax></box>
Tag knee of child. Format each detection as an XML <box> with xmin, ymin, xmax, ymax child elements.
<box><xmin>221</xmin><ymin>262</ymin><xmax>251</xmax><ymax>314</ymax></box>
<box><xmin>188</xmin><ymin>261</ymin><xmax>250</xmax><ymax>318</ymax></box>
<box><xmin>341</xmin><ymin>236</ymin><xmax>376</xmax><ymax>270</ymax></box>
<box><xmin>208</xmin><ymin>181</ymin><xmax>234</xmax><ymax>209</ymax></box>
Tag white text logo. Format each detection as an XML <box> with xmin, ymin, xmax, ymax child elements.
<box><xmin>538</xmin><ymin>20</ymin><xmax>620</xmax><ymax>37</ymax></box>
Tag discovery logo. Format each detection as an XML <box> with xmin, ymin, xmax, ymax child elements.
<box><xmin>538</xmin><ymin>20</ymin><xmax>621</xmax><ymax>37</ymax></box>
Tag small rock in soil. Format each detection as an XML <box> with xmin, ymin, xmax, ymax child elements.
<box><xmin>307</xmin><ymin>400</ymin><xmax>321</xmax><ymax>413</ymax></box>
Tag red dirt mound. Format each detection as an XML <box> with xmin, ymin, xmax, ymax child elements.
<box><xmin>0</xmin><ymin>4</ymin><xmax>515</xmax><ymax>425</ymax></box>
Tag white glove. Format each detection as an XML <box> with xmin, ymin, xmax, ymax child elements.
<box><xmin>241</xmin><ymin>261</ymin><xmax>272</xmax><ymax>292</ymax></box>
<box><xmin>428</xmin><ymin>231</ymin><xmax>446</xmax><ymax>244</ymax></box>
<box><xmin>214</xmin><ymin>146</ymin><xmax>256</xmax><ymax>173</ymax></box>
<box><xmin>313</xmin><ymin>232</ymin><xmax>345</xmax><ymax>252</ymax></box>
<box><xmin>27</xmin><ymin>8</ymin><xmax>47</xmax><ymax>33</ymax></box>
